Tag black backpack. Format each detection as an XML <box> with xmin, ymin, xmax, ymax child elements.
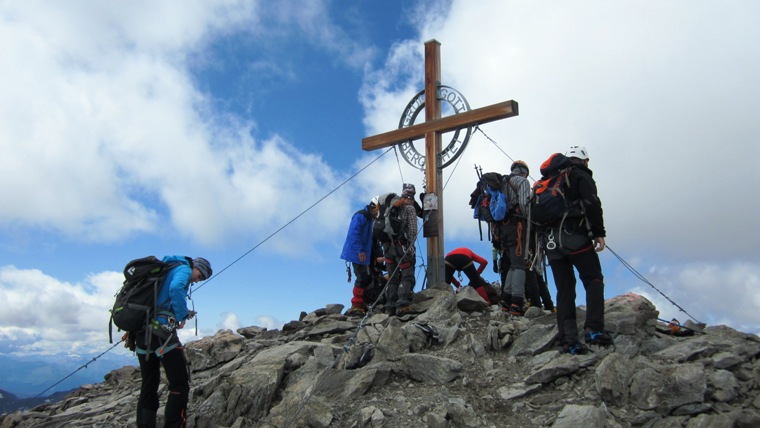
<box><xmin>529</xmin><ymin>153</ymin><xmax>581</xmax><ymax>226</ymax></box>
<box><xmin>108</xmin><ymin>256</ymin><xmax>182</xmax><ymax>343</ymax></box>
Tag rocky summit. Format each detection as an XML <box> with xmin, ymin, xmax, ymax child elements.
<box><xmin>2</xmin><ymin>285</ymin><xmax>760</xmax><ymax>428</ymax></box>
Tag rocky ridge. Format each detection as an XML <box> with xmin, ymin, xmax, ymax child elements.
<box><xmin>2</xmin><ymin>284</ymin><xmax>760</xmax><ymax>427</ymax></box>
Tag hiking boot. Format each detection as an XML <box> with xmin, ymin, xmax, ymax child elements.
<box><xmin>508</xmin><ymin>304</ymin><xmax>525</xmax><ymax>316</ymax></box>
<box><xmin>584</xmin><ymin>330</ymin><xmax>613</xmax><ymax>346</ymax></box>
<box><xmin>345</xmin><ymin>306</ymin><xmax>366</xmax><ymax>317</ymax></box>
<box><xmin>563</xmin><ymin>343</ymin><xmax>590</xmax><ymax>355</ymax></box>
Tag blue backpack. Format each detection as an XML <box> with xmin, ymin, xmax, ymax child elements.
<box><xmin>469</xmin><ymin>172</ymin><xmax>508</xmax><ymax>222</ymax></box>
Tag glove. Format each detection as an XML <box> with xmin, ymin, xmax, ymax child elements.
<box><xmin>122</xmin><ymin>332</ymin><xmax>136</xmax><ymax>352</ymax></box>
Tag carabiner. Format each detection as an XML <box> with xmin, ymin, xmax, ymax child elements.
<box><xmin>546</xmin><ymin>229</ymin><xmax>557</xmax><ymax>250</ymax></box>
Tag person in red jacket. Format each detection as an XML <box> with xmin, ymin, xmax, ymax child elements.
<box><xmin>444</xmin><ymin>247</ymin><xmax>494</xmax><ymax>304</ymax></box>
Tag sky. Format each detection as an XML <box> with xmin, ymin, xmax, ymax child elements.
<box><xmin>1</xmin><ymin>0</ymin><xmax>759</xmax><ymax>384</ymax></box>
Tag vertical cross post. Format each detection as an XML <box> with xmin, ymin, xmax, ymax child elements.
<box><xmin>362</xmin><ymin>39</ymin><xmax>519</xmax><ymax>287</ymax></box>
<box><xmin>423</xmin><ymin>40</ymin><xmax>445</xmax><ymax>287</ymax></box>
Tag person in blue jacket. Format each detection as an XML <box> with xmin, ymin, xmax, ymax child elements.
<box><xmin>341</xmin><ymin>197</ymin><xmax>381</xmax><ymax>316</ymax></box>
<box><xmin>135</xmin><ymin>255</ymin><xmax>212</xmax><ymax>428</ymax></box>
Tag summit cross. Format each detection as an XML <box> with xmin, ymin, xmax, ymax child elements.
<box><xmin>362</xmin><ymin>39</ymin><xmax>519</xmax><ymax>286</ymax></box>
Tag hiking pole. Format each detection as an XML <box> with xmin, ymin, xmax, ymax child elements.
<box><xmin>657</xmin><ymin>318</ymin><xmax>705</xmax><ymax>334</ymax></box>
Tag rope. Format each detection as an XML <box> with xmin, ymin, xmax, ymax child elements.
<box><xmin>474</xmin><ymin>125</ymin><xmax>536</xmax><ymax>182</ymax></box>
<box><xmin>34</xmin><ymin>339</ymin><xmax>124</xmax><ymax>398</ymax></box>
<box><xmin>392</xmin><ymin>145</ymin><xmax>405</xmax><ymax>183</ymax></box>
<box><xmin>36</xmin><ymin>147</ymin><xmax>394</xmax><ymax>400</ymax></box>
<box><xmin>475</xmin><ymin>124</ymin><xmax>703</xmax><ymax>325</ymax></box>
<box><xmin>190</xmin><ymin>146</ymin><xmax>394</xmax><ymax>295</ymax></box>
<box><xmin>284</xmin><ymin>206</ymin><xmax>429</xmax><ymax>428</ymax></box>
<box><xmin>606</xmin><ymin>244</ymin><xmax>703</xmax><ymax>325</ymax></box>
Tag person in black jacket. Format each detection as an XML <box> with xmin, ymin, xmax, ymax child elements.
<box><xmin>545</xmin><ymin>146</ymin><xmax>611</xmax><ymax>355</ymax></box>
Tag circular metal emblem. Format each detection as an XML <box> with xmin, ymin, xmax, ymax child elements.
<box><xmin>398</xmin><ymin>85</ymin><xmax>472</xmax><ymax>171</ymax></box>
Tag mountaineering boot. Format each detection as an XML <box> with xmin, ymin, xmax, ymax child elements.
<box><xmin>584</xmin><ymin>330</ymin><xmax>613</xmax><ymax>345</ymax></box>
<box><xmin>508</xmin><ymin>304</ymin><xmax>525</xmax><ymax>316</ymax></box>
<box><xmin>345</xmin><ymin>306</ymin><xmax>366</xmax><ymax>317</ymax></box>
<box><xmin>507</xmin><ymin>296</ymin><xmax>526</xmax><ymax>316</ymax></box>
<box><xmin>137</xmin><ymin>407</ymin><xmax>157</xmax><ymax>428</ymax></box>
<box><xmin>563</xmin><ymin>342</ymin><xmax>590</xmax><ymax>355</ymax></box>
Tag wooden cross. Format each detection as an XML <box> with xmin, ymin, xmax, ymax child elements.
<box><xmin>362</xmin><ymin>39</ymin><xmax>519</xmax><ymax>286</ymax></box>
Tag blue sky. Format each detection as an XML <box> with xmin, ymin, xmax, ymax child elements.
<box><xmin>2</xmin><ymin>0</ymin><xmax>760</xmax><ymax>390</ymax></box>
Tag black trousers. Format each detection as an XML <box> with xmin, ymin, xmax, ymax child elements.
<box><xmin>137</xmin><ymin>339</ymin><xmax>189</xmax><ymax>428</ymax></box>
<box><xmin>548</xmin><ymin>247</ymin><xmax>605</xmax><ymax>345</ymax></box>
<box><xmin>444</xmin><ymin>253</ymin><xmax>481</xmax><ymax>285</ymax></box>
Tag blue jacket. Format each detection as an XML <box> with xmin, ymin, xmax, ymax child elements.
<box><xmin>340</xmin><ymin>206</ymin><xmax>374</xmax><ymax>265</ymax></box>
<box><xmin>156</xmin><ymin>255</ymin><xmax>193</xmax><ymax>322</ymax></box>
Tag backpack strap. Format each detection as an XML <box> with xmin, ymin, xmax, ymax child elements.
<box><xmin>356</xmin><ymin>209</ymin><xmax>372</xmax><ymax>221</ymax></box>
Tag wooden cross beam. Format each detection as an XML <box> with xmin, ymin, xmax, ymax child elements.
<box><xmin>361</xmin><ymin>39</ymin><xmax>519</xmax><ymax>287</ymax></box>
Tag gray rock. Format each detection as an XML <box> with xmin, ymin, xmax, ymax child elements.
<box><xmin>552</xmin><ymin>404</ymin><xmax>606</xmax><ymax>428</ymax></box>
<box><xmin>185</xmin><ymin>329</ymin><xmax>244</xmax><ymax>371</ymax></box>
<box><xmin>455</xmin><ymin>286</ymin><xmax>489</xmax><ymax>312</ymax></box>
<box><xmin>630</xmin><ymin>363</ymin><xmax>706</xmax><ymax>415</ymax></box>
<box><xmin>5</xmin><ymin>292</ymin><xmax>760</xmax><ymax>428</ymax></box>
<box><xmin>401</xmin><ymin>353</ymin><xmax>462</xmax><ymax>384</ymax></box>
<box><xmin>595</xmin><ymin>353</ymin><xmax>635</xmax><ymax>406</ymax></box>
<box><xmin>525</xmin><ymin>355</ymin><xmax>581</xmax><ymax>384</ymax></box>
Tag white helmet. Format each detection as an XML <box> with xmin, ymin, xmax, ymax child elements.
<box><xmin>566</xmin><ymin>145</ymin><xmax>589</xmax><ymax>160</ymax></box>
<box><xmin>370</xmin><ymin>195</ymin><xmax>379</xmax><ymax>208</ymax></box>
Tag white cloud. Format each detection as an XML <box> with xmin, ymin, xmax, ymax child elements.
<box><xmin>360</xmin><ymin>1</ymin><xmax>760</xmax><ymax>259</ymax></box>
<box><xmin>0</xmin><ymin>266</ymin><xmax>122</xmax><ymax>355</ymax></box>
<box><xmin>354</xmin><ymin>0</ymin><xmax>760</xmax><ymax>335</ymax></box>
<box><xmin>2</xmin><ymin>0</ymin><xmax>760</xmax><ymax>358</ymax></box>
<box><xmin>219</xmin><ymin>312</ymin><xmax>242</xmax><ymax>332</ymax></box>
<box><xmin>254</xmin><ymin>315</ymin><xmax>282</xmax><ymax>331</ymax></box>
<box><xmin>0</xmin><ymin>0</ymin><xmax>367</xmax><ymax>252</ymax></box>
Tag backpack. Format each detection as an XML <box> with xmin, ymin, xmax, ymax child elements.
<box><xmin>469</xmin><ymin>170</ymin><xmax>513</xmax><ymax>240</ymax></box>
<box><xmin>529</xmin><ymin>153</ymin><xmax>580</xmax><ymax>226</ymax></box>
<box><xmin>372</xmin><ymin>193</ymin><xmax>405</xmax><ymax>242</ymax></box>
<box><xmin>109</xmin><ymin>256</ymin><xmax>182</xmax><ymax>343</ymax></box>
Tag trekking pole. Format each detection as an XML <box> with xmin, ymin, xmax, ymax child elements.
<box><xmin>657</xmin><ymin>318</ymin><xmax>705</xmax><ymax>334</ymax></box>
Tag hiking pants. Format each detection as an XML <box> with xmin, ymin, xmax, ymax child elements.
<box><xmin>383</xmin><ymin>241</ymin><xmax>415</xmax><ymax>309</ymax></box>
<box><xmin>500</xmin><ymin>217</ymin><xmax>527</xmax><ymax>305</ymax></box>
<box><xmin>524</xmin><ymin>269</ymin><xmax>541</xmax><ymax>308</ymax></box>
<box><xmin>525</xmin><ymin>270</ymin><xmax>555</xmax><ymax>310</ymax></box>
<box><xmin>137</xmin><ymin>342</ymin><xmax>189</xmax><ymax>428</ymax></box>
<box><xmin>536</xmin><ymin>272</ymin><xmax>555</xmax><ymax>310</ymax></box>
<box><xmin>444</xmin><ymin>254</ymin><xmax>480</xmax><ymax>285</ymax></box>
<box><xmin>548</xmin><ymin>247</ymin><xmax>605</xmax><ymax>345</ymax></box>
<box><xmin>445</xmin><ymin>254</ymin><xmax>492</xmax><ymax>303</ymax></box>
<box><xmin>351</xmin><ymin>262</ymin><xmax>373</xmax><ymax>308</ymax></box>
